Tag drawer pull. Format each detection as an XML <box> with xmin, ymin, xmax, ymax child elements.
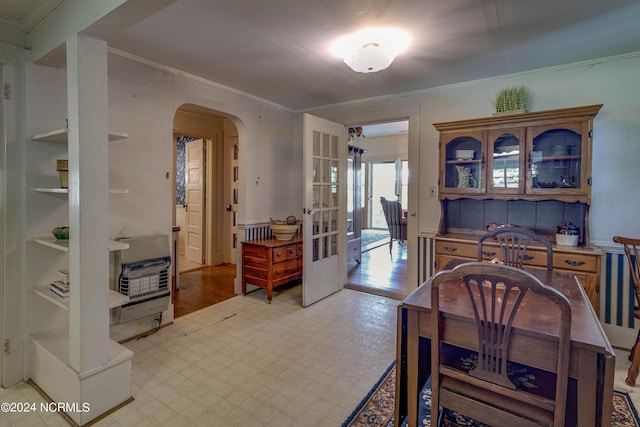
<box><xmin>482</xmin><ymin>251</ymin><xmax>496</xmax><ymax>257</ymax></box>
<box><xmin>523</xmin><ymin>255</ymin><xmax>534</xmax><ymax>261</ymax></box>
<box><xmin>564</xmin><ymin>259</ymin><xmax>586</xmax><ymax>267</ymax></box>
<box><xmin>276</xmin><ymin>251</ymin><xmax>282</xmax><ymax>256</ymax></box>
<box><xmin>288</xmin><ymin>249</ymin><xmax>295</xmax><ymax>254</ymax></box>
<box><xmin>443</xmin><ymin>246</ymin><xmax>458</xmax><ymax>252</ymax></box>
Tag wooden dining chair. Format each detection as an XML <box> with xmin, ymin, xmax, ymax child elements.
<box><xmin>613</xmin><ymin>235</ymin><xmax>640</xmax><ymax>386</ymax></box>
<box><xmin>429</xmin><ymin>262</ymin><xmax>572</xmax><ymax>427</ymax></box>
<box><xmin>478</xmin><ymin>226</ymin><xmax>554</xmax><ymax>271</ymax></box>
<box><xmin>379</xmin><ymin>197</ymin><xmax>405</xmax><ymax>252</ymax></box>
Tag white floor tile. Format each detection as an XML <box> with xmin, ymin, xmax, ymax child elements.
<box><xmin>4</xmin><ymin>285</ymin><xmax>639</xmax><ymax>426</ymax></box>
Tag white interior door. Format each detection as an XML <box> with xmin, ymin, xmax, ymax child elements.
<box><xmin>302</xmin><ymin>114</ymin><xmax>347</xmax><ymax>307</ymax></box>
<box><xmin>185</xmin><ymin>138</ymin><xmax>205</xmax><ymax>264</ymax></box>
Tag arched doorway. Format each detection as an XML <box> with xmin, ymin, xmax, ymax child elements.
<box><xmin>172</xmin><ymin>104</ymin><xmax>240</xmax><ymax>317</ymax></box>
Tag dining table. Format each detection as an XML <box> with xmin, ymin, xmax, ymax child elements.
<box><xmin>394</xmin><ymin>260</ymin><xmax>616</xmax><ymax>427</ymax></box>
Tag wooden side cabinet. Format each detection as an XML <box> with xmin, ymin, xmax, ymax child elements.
<box><xmin>434</xmin><ymin>234</ymin><xmax>602</xmax><ymax>313</ymax></box>
<box><xmin>242</xmin><ymin>235</ymin><xmax>303</xmax><ymax>303</ymax></box>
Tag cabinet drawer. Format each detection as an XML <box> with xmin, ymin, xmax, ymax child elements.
<box><xmin>243</xmin><ymin>256</ymin><xmax>269</xmax><ymax>271</ymax></box>
<box><xmin>435</xmin><ymin>240</ymin><xmax>478</xmax><ymax>258</ymax></box>
<box><xmin>272</xmin><ymin>243</ymin><xmax>301</xmax><ymax>263</ymax></box>
<box><xmin>553</xmin><ymin>252</ymin><xmax>599</xmax><ymax>273</ymax></box>
<box><xmin>272</xmin><ymin>259</ymin><xmax>301</xmax><ymax>281</ymax></box>
<box><xmin>243</xmin><ymin>245</ymin><xmax>268</xmax><ymax>261</ymax></box>
<box><xmin>243</xmin><ymin>266</ymin><xmax>268</xmax><ymax>283</ymax></box>
<box><xmin>485</xmin><ymin>245</ymin><xmax>551</xmax><ymax>269</ymax></box>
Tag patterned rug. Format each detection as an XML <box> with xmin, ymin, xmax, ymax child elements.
<box><xmin>342</xmin><ymin>361</ymin><xmax>640</xmax><ymax>427</ymax></box>
<box><xmin>361</xmin><ymin>229</ymin><xmax>390</xmax><ymax>251</ymax></box>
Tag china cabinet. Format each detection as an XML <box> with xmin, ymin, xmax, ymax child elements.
<box><xmin>436</xmin><ymin>104</ymin><xmax>601</xmax><ymax>203</ymax></box>
<box><xmin>433</xmin><ymin>105</ymin><xmax>603</xmax><ymax>312</ymax></box>
<box><xmin>347</xmin><ymin>145</ymin><xmax>365</xmax><ymax>263</ymax></box>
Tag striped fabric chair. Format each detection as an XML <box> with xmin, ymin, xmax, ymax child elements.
<box><xmin>379</xmin><ymin>197</ymin><xmax>405</xmax><ymax>252</ymax></box>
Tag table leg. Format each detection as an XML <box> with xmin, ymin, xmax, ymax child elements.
<box><xmin>601</xmin><ymin>354</ymin><xmax>615</xmax><ymax>427</ymax></box>
<box><xmin>395</xmin><ymin>308</ymin><xmax>407</xmax><ymax>424</ymax></box>
<box><xmin>406</xmin><ymin>309</ymin><xmax>419</xmax><ymax>427</ymax></box>
<box><xmin>576</xmin><ymin>349</ymin><xmax>597</xmax><ymax>427</ymax></box>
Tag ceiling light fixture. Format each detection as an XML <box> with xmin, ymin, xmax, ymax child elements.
<box><xmin>330</xmin><ymin>27</ymin><xmax>411</xmax><ymax>73</ymax></box>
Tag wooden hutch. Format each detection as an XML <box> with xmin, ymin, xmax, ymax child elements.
<box><xmin>433</xmin><ymin>104</ymin><xmax>603</xmax><ymax>313</ymax></box>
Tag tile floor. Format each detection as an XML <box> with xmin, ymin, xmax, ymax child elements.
<box><xmin>1</xmin><ymin>284</ymin><xmax>640</xmax><ymax>426</ymax></box>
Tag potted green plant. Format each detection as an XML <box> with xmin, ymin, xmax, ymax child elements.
<box><xmin>493</xmin><ymin>85</ymin><xmax>530</xmax><ymax>115</ymax></box>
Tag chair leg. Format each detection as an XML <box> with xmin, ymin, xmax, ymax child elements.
<box><xmin>389</xmin><ymin>237</ymin><xmax>393</xmax><ymax>253</ymax></box>
<box><xmin>626</xmin><ymin>330</ymin><xmax>640</xmax><ymax>386</ymax></box>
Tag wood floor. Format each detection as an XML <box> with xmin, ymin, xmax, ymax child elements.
<box><xmin>346</xmin><ymin>241</ymin><xmax>408</xmax><ymax>300</ymax></box>
<box><xmin>172</xmin><ymin>263</ymin><xmax>237</xmax><ymax>318</ymax></box>
<box><xmin>172</xmin><ymin>241</ymin><xmax>408</xmax><ymax>318</ymax></box>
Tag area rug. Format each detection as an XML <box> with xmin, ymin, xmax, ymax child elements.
<box><xmin>342</xmin><ymin>361</ymin><xmax>640</xmax><ymax>427</ymax></box>
<box><xmin>361</xmin><ymin>229</ymin><xmax>390</xmax><ymax>251</ymax></box>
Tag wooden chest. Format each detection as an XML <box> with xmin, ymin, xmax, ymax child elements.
<box><xmin>241</xmin><ymin>235</ymin><xmax>303</xmax><ymax>303</ymax></box>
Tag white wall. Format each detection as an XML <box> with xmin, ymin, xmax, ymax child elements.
<box><xmin>17</xmin><ymin>52</ymin><xmax>297</xmax><ymax>342</ymax></box>
<box><xmin>0</xmin><ymin>42</ymin><xmax>27</xmax><ymax>386</ymax></box>
<box><xmin>356</xmin><ymin>133</ymin><xmax>408</xmax><ymax>163</ymax></box>
<box><xmin>106</xmin><ymin>52</ymin><xmax>296</xmax><ymax>237</ymax></box>
<box><xmin>308</xmin><ymin>52</ymin><xmax>640</xmax><ymax>252</ymax></box>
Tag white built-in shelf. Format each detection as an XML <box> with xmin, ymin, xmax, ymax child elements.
<box><xmin>30</xmin><ymin>324</ymin><xmax>70</xmax><ymax>365</ymax></box>
<box><xmin>32</xmin><ymin>187</ymin><xmax>69</xmax><ymax>194</ymax></box>
<box><xmin>32</xmin><ymin>187</ymin><xmax>129</xmax><ymax>194</ymax></box>
<box><xmin>30</xmin><ymin>325</ymin><xmax>133</xmax><ymax>371</ymax></box>
<box><xmin>33</xmin><ymin>284</ymin><xmax>69</xmax><ymax>310</ymax></box>
<box><xmin>33</xmin><ymin>236</ymin><xmax>69</xmax><ymax>252</ymax></box>
<box><xmin>31</xmin><ymin>128</ymin><xmax>128</xmax><ymax>144</ymax></box>
<box><xmin>33</xmin><ymin>285</ymin><xmax>130</xmax><ymax>311</ymax></box>
<box><xmin>32</xmin><ymin>236</ymin><xmax>130</xmax><ymax>252</ymax></box>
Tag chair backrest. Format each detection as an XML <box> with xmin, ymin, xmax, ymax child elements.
<box><xmin>430</xmin><ymin>262</ymin><xmax>571</xmax><ymax>426</ymax></box>
<box><xmin>613</xmin><ymin>236</ymin><xmax>640</xmax><ymax>307</ymax></box>
<box><xmin>478</xmin><ymin>226</ymin><xmax>553</xmax><ymax>271</ymax></box>
<box><xmin>379</xmin><ymin>197</ymin><xmax>403</xmax><ymax>239</ymax></box>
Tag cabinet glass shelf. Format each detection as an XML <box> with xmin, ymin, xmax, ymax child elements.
<box><xmin>446</xmin><ymin>159</ymin><xmax>482</xmax><ymax>164</ymax></box>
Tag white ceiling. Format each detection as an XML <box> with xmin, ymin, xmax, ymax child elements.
<box><xmin>2</xmin><ymin>0</ymin><xmax>640</xmax><ymax>111</ymax></box>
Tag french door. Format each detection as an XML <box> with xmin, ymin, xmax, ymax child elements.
<box><xmin>302</xmin><ymin>114</ymin><xmax>347</xmax><ymax>306</ymax></box>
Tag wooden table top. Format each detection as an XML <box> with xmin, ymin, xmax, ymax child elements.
<box><xmin>401</xmin><ymin>260</ymin><xmax>614</xmax><ymax>355</ymax></box>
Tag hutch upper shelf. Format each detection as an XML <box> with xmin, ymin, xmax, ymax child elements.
<box><xmin>434</xmin><ymin>104</ymin><xmax>602</xmax><ymax>204</ymax></box>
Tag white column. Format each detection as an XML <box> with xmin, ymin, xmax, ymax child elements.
<box><xmin>66</xmin><ymin>34</ymin><xmax>109</xmax><ymax>373</ymax></box>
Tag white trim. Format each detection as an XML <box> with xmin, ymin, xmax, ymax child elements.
<box><xmin>419</xmin><ymin>228</ymin><xmax>438</xmax><ymax>238</ymax></box>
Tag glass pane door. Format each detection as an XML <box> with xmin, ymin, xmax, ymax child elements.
<box><xmin>488</xmin><ymin>128</ymin><xmax>523</xmax><ymax>194</ymax></box>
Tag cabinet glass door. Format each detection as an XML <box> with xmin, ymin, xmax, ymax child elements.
<box><xmin>527</xmin><ymin>122</ymin><xmax>585</xmax><ymax>195</ymax></box>
<box><xmin>441</xmin><ymin>131</ymin><xmax>485</xmax><ymax>194</ymax></box>
<box><xmin>488</xmin><ymin>128</ymin><xmax>523</xmax><ymax>194</ymax></box>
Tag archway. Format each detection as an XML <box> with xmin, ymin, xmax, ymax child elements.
<box><xmin>172</xmin><ymin>104</ymin><xmax>241</xmax><ymax>317</ymax></box>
